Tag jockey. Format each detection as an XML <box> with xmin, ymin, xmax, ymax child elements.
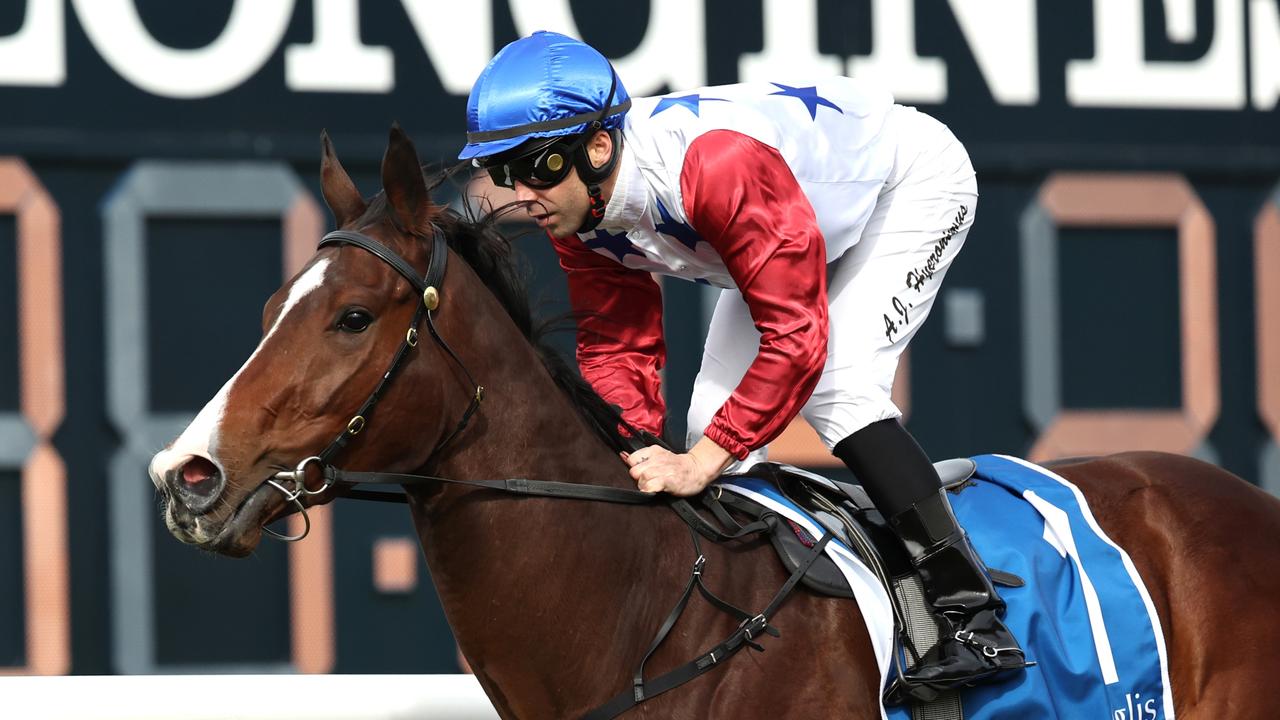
<box><xmin>459</xmin><ymin>31</ymin><xmax>1027</xmax><ymax>697</ymax></box>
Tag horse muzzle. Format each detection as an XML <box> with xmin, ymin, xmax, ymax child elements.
<box><xmin>170</xmin><ymin>456</ymin><xmax>227</xmax><ymax>513</ymax></box>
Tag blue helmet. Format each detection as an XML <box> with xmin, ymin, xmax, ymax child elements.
<box><xmin>459</xmin><ymin>31</ymin><xmax>631</xmax><ymax>161</ymax></box>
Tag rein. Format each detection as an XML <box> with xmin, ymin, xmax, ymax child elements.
<box><xmin>263</xmin><ymin>223</ymin><xmax>832</xmax><ymax>719</ymax></box>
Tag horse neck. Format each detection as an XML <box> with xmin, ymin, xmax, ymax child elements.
<box><xmin>430</xmin><ymin>281</ymin><xmax>632</xmax><ymax>496</ymax></box>
<box><xmin>411</xmin><ymin>258</ymin><xmax>675</xmax><ymax>701</ymax></box>
<box><xmin>421</xmin><ymin>244</ymin><xmax>638</xmax><ymax>491</ymax></box>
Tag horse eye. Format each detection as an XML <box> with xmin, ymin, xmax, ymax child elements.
<box><xmin>338</xmin><ymin>309</ymin><xmax>372</xmax><ymax>333</ymax></box>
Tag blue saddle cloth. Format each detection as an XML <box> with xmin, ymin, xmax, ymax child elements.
<box><xmin>891</xmin><ymin>454</ymin><xmax>1173</xmax><ymax>720</ymax></box>
<box><xmin>723</xmin><ymin>454</ymin><xmax>1174</xmax><ymax>720</ymax></box>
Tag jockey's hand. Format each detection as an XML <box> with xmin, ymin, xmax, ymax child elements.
<box><xmin>621</xmin><ymin>437</ymin><xmax>734</xmax><ymax>496</ymax></box>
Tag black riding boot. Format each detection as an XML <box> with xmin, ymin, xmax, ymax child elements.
<box><xmin>833</xmin><ymin>420</ymin><xmax>1027</xmax><ymax>699</ymax></box>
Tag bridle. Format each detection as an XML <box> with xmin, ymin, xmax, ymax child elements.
<box><xmin>251</xmin><ymin>220</ymin><xmax>834</xmax><ymax>719</ymax></box>
<box><xmin>262</xmin><ymin>224</ymin><xmax>484</xmax><ymax>541</ymax></box>
<box><xmin>261</xmin><ymin>222</ymin><xmax>655</xmax><ymax>542</ymax></box>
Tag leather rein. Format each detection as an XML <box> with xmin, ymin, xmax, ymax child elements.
<box><xmin>261</xmin><ymin>223</ymin><xmax>832</xmax><ymax>719</ymax></box>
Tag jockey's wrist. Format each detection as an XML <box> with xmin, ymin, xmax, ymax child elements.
<box><xmin>688</xmin><ymin>437</ymin><xmax>734</xmax><ymax>481</ymax></box>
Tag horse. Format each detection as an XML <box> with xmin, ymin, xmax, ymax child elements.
<box><xmin>148</xmin><ymin>126</ymin><xmax>1280</xmax><ymax>719</ymax></box>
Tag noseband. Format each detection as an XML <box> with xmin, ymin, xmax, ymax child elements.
<box><xmin>263</xmin><ymin>225</ymin><xmax>484</xmax><ymax>541</ymax></box>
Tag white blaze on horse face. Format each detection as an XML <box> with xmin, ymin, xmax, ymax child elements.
<box><xmin>148</xmin><ymin>258</ymin><xmax>332</xmax><ymax>489</ymax></box>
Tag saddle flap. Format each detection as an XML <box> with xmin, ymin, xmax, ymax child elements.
<box><xmin>768</xmin><ymin>517</ymin><xmax>856</xmax><ymax>599</ymax></box>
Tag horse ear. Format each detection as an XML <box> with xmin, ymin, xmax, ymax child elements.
<box><xmin>320</xmin><ymin>130</ymin><xmax>367</xmax><ymax>228</ymax></box>
<box><xmin>381</xmin><ymin>123</ymin><xmax>434</xmax><ymax>233</ymax></box>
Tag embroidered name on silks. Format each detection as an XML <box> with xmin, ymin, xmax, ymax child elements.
<box><xmin>882</xmin><ymin>205</ymin><xmax>969</xmax><ymax>341</ymax></box>
<box><xmin>906</xmin><ymin>205</ymin><xmax>967</xmax><ymax>292</ymax></box>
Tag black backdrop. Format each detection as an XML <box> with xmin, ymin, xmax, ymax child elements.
<box><xmin>0</xmin><ymin>0</ymin><xmax>1276</xmax><ymax>674</ymax></box>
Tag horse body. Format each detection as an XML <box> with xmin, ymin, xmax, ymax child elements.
<box><xmin>414</xmin><ymin>316</ymin><xmax>1280</xmax><ymax>719</ymax></box>
<box><xmin>147</xmin><ymin>127</ymin><xmax>1280</xmax><ymax>719</ymax></box>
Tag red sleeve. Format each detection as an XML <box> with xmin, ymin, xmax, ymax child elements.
<box><xmin>680</xmin><ymin>130</ymin><xmax>829</xmax><ymax>459</ymax></box>
<box><xmin>549</xmin><ymin>231</ymin><xmax>667</xmax><ymax>436</ymax></box>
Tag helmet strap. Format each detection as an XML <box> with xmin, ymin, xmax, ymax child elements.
<box><xmin>577</xmin><ymin>183</ymin><xmax>608</xmax><ymax>234</ymax></box>
<box><xmin>573</xmin><ymin>126</ymin><xmax>623</xmax><ymax>234</ymax></box>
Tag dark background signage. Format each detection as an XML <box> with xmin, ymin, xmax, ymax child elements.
<box><xmin>0</xmin><ymin>0</ymin><xmax>1276</xmax><ymax>675</ymax></box>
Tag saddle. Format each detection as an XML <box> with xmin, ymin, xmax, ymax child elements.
<box><xmin>613</xmin><ymin>430</ymin><xmax>1020</xmax><ymax>717</ymax></box>
<box><xmin>705</xmin><ymin>460</ymin><xmax>1025</xmax><ymax>714</ymax></box>
<box><xmin>713</xmin><ymin>459</ymin><xmax>1012</xmax><ymax>598</ymax></box>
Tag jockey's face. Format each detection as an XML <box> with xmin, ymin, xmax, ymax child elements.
<box><xmin>512</xmin><ymin>130</ymin><xmax>615</xmax><ymax>239</ymax></box>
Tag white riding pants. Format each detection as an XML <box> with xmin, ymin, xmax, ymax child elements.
<box><xmin>686</xmin><ymin>106</ymin><xmax>978</xmax><ymax>472</ymax></box>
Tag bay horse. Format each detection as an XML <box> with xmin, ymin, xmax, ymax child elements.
<box><xmin>149</xmin><ymin>126</ymin><xmax>1280</xmax><ymax>719</ymax></box>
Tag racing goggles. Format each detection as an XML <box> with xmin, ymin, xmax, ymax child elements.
<box><xmin>477</xmin><ymin>136</ymin><xmax>583</xmax><ymax>189</ymax></box>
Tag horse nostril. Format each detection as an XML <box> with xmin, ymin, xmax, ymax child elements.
<box><xmin>179</xmin><ymin>456</ymin><xmax>222</xmax><ymax>497</ymax></box>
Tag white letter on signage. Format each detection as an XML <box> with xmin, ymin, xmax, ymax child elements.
<box><xmin>70</xmin><ymin>0</ymin><xmax>294</xmax><ymax>99</ymax></box>
<box><xmin>1252</xmin><ymin>0</ymin><xmax>1280</xmax><ymax>110</ymax></box>
<box><xmin>739</xmin><ymin>0</ymin><xmax>842</xmax><ymax>82</ymax></box>
<box><xmin>947</xmin><ymin>0</ymin><xmax>1039</xmax><ymax>105</ymax></box>
<box><xmin>508</xmin><ymin>0</ymin><xmax>705</xmax><ymax>96</ymax></box>
<box><xmin>1164</xmin><ymin>0</ymin><xmax>1198</xmax><ymax>42</ymax></box>
<box><xmin>847</xmin><ymin>0</ymin><xmax>947</xmax><ymax>104</ymax></box>
<box><xmin>1067</xmin><ymin>0</ymin><xmax>1245</xmax><ymax>109</ymax></box>
<box><xmin>400</xmin><ymin>0</ymin><xmax>493</xmax><ymax>96</ymax></box>
<box><xmin>286</xmin><ymin>0</ymin><xmax>392</xmax><ymax>93</ymax></box>
<box><xmin>0</xmin><ymin>0</ymin><xmax>64</xmax><ymax>86</ymax></box>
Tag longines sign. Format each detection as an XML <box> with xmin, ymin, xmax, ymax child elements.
<box><xmin>0</xmin><ymin>0</ymin><xmax>1276</xmax><ymax>161</ymax></box>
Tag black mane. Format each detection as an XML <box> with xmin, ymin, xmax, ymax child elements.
<box><xmin>356</xmin><ymin>173</ymin><xmax>646</xmax><ymax>455</ymax></box>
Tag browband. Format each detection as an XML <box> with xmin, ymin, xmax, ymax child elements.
<box><xmin>319</xmin><ymin>228</ymin><xmax>447</xmax><ymax>295</ymax></box>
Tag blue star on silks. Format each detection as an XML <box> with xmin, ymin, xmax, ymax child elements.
<box><xmin>650</xmin><ymin>93</ymin><xmax>729</xmax><ymax>118</ymax></box>
<box><xmin>768</xmin><ymin>82</ymin><xmax>843</xmax><ymax>120</ymax></box>
<box><xmin>655</xmin><ymin>198</ymin><xmax>703</xmax><ymax>251</ymax></box>
<box><xmin>584</xmin><ymin>229</ymin><xmax>644</xmax><ymax>263</ymax></box>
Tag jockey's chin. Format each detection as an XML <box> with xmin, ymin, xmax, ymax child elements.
<box><xmin>543</xmin><ymin>212</ymin><xmax>586</xmax><ymax>239</ymax></box>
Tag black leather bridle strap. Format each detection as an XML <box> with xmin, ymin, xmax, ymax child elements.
<box><xmin>345</xmin><ymin>224</ymin><xmax>483</xmax><ymax>459</ymax></box>
<box><xmin>305</xmin><ymin>226</ymin><xmax>483</xmax><ymax>469</ymax></box>
<box><xmin>424</xmin><ymin>314</ymin><xmax>485</xmax><ymax>458</ymax></box>
<box><xmin>313</xmin><ymin>303</ymin><xmax>427</xmax><ymax>465</ymax></box>
<box><xmin>321</xmin><ymin>229</ymin><xmax>432</xmax><ymax>293</ymax></box>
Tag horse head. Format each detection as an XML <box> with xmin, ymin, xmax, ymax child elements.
<box><xmin>148</xmin><ymin>126</ymin><xmax>479</xmax><ymax>557</ymax></box>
